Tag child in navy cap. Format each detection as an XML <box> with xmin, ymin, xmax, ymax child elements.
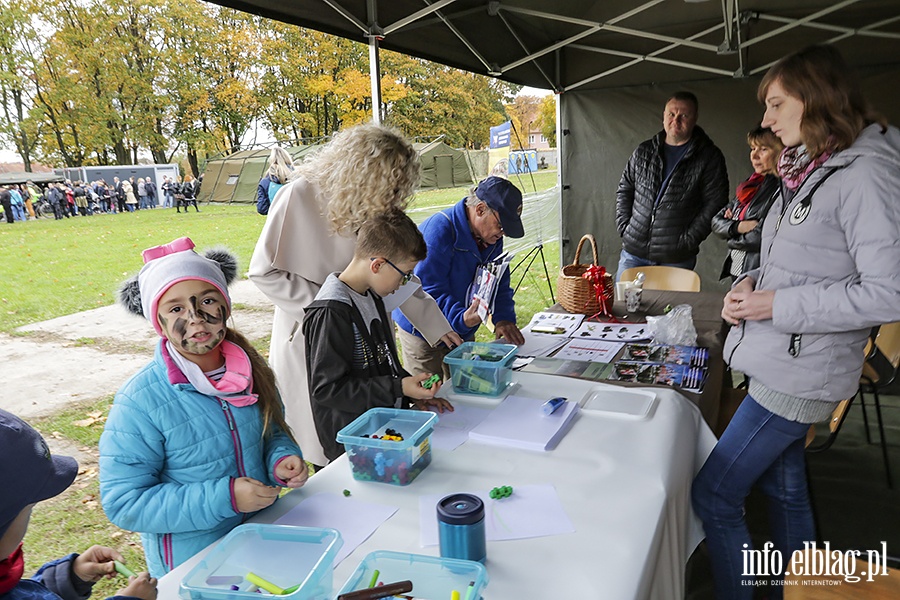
<box><xmin>0</xmin><ymin>408</ymin><xmax>157</xmax><ymax>599</ymax></box>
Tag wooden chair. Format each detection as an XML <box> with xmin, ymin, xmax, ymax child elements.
<box><xmin>857</xmin><ymin>322</ymin><xmax>899</xmax><ymax>489</ymax></box>
<box><xmin>806</xmin><ymin>397</ymin><xmax>854</xmax><ymax>452</ymax></box>
<box><xmin>619</xmin><ymin>266</ymin><xmax>701</xmax><ymax>292</ymax></box>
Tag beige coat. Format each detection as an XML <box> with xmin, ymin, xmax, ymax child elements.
<box><xmin>249</xmin><ymin>178</ymin><xmax>452</xmax><ymax>466</ymax></box>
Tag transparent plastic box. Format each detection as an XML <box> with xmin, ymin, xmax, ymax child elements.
<box><xmin>336</xmin><ymin>551</ymin><xmax>488</xmax><ymax>600</ymax></box>
<box><xmin>335</xmin><ymin>408</ymin><xmax>438</xmax><ymax>485</ymax></box>
<box><xmin>444</xmin><ymin>342</ymin><xmax>518</xmax><ymax>396</ymax></box>
<box><xmin>178</xmin><ymin>524</ymin><xmax>341</xmax><ymax>599</ymax></box>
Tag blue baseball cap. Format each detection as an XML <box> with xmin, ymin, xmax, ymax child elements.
<box><xmin>0</xmin><ymin>409</ymin><xmax>78</xmax><ymax>539</ymax></box>
<box><xmin>475</xmin><ymin>176</ymin><xmax>524</xmax><ymax>238</ymax></box>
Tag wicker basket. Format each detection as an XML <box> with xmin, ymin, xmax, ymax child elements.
<box><xmin>558</xmin><ymin>234</ymin><xmax>614</xmax><ymax>314</ymax></box>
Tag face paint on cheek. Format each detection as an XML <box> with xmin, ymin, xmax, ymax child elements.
<box><xmin>173</xmin><ymin>317</ymin><xmax>189</xmax><ymax>349</ymax></box>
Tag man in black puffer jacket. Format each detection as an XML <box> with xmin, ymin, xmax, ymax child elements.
<box><xmin>615</xmin><ymin>92</ymin><xmax>728</xmax><ymax>278</ymax></box>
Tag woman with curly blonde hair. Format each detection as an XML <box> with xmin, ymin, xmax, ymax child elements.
<box><xmin>249</xmin><ymin>122</ymin><xmax>462</xmax><ymax>468</ymax></box>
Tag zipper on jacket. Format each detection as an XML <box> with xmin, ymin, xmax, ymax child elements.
<box><xmin>162</xmin><ymin>533</ymin><xmax>173</xmax><ymax>571</ymax></box>
<box><xmin>220</xmin><ymin>400</ymin><xmax>247</xmax><ymax>477</ymax></box>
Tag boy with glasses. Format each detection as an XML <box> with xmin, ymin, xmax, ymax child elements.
<box><xmin>303</xmin><ymin>211</ymin><xmax>453</xmax><ymax>462</ymax></box>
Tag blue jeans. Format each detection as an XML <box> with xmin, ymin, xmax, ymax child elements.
<box><xmin>692</xmin><ymin>395</ymin><xmax>814</xmax><ymax>599</ymax></box>
<box><xmin>616</xmin><ymin>248</ymin><xmax>697</xmax><ymax>281</ymax></box>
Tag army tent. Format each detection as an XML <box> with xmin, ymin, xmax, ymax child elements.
<box><xmin>414</xmin><ymin>139</ymin><xmax>475</xmax><ymax>190</ymax></box>
<box><xmin>198</xmin><ymin>145</ymin><xmax>320</xmax><ymax>204</ymax></box>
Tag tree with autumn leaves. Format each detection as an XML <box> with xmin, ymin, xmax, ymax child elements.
<box><xmin>0</xmin><ymin>0</ymin><xmax>523</xmax><ymax>175</ymax></box>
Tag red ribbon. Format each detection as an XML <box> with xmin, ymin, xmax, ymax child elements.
<box><xmin>582</xmin><ymin>265</ymin><xmax>616</xmax><ymax>321</ymax></box>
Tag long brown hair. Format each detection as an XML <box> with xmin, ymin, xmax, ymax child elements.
<box><xmin>225</xmin><ymin>328</ymin><xmax>295</xmax><ymax>442</ymax></box>
<box><xmin>758</xmin><ymin>45</ymin><xmax>886</xmax><ymax>160</ymax></box>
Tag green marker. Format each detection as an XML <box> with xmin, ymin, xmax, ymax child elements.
<box><xmin>114</xmin><ymin>560</ymin><xmax>137</xmax><ymax>579</ymax></box>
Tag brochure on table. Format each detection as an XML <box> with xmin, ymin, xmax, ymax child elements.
<box><xmin>468</xmin><ymin>394</ymin><xmax>580</xmax><ymax>451</ymax></box>
<box><xmin>470</xmin><ymin>253</ymin><xmax>513</xmax><ymax>322</ymax></box>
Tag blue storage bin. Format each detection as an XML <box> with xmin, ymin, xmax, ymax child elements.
<box><xmin>443</xmin><ymin>342</ymin><xmax>518</xmax><ymax>396</ymax></box>
<box><xmin>335</xmin><ymin>408</ymin><xmax>438</xmax><ymax>485</ymax></box>
<box><xmin>336</xmin><ymin>551</ymin><xmax>488</xmax><ymax>600</ymax></box>
<box><xmin>178</xmin><ymin>524</ymin><xmax>341</xmax><ymax>599</ymax></box>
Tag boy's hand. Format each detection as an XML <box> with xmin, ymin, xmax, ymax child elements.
<box><xmin>118</xmin><ymin>572</ymin><xmax>158</xmax><ymax>600</ymax></box>
<box><xmin>275</xmin><ymin>455</ymin><xmax>309</xmax><ymax>488</ymax></box>
<box><xmin>412</xmin><ymin>396</ymin><xmax>454</xmax><ymax>414</ymax></box>
<box><xmin>402</xmin><ymin>372</ymin><xmax>440</xmax><ymax>400</ymax></box>
<box><xmin>73</xmin><ymin>545</ymin><xmax>123</xmax><ymax>582</ymax></box>
<box><xmin>233</xmin><ymin>477</ymin><xmax>281</xmax><ymax>512</ymax></box>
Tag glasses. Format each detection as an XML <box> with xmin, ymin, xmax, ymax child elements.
<box><xmin>372</xmin><ymin>257</ymin><xmax>413</xmax><ymax>285</ymax></box>
<box><xmin>489</xmin><ymin>209</ymin><xmax>504</xmax><ymax>234</ymax></box>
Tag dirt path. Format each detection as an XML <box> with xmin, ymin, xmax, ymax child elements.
<box><xmin>1</xmin><ymin>279</ymin><xmax>275</xmax><ymax>420</ymax></box>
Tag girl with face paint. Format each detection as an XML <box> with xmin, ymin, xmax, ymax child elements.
<box><xmin>100</xmin><ymin>237</ymin><xmax>309</xmax><ymax>578</ymax></box>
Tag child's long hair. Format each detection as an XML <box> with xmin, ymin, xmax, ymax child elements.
<box><xmin>225</xmin><ymin>328</ymin><xmax>294</xmax><ymax>442</ymax></box>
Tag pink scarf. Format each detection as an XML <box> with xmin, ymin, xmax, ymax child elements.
<box><xmin>165</xmin><ymin>340</ymin><xmax>258</xmax><ymax>407</ymax></box>
<box><xmin>777</xmin><ymin>145</ymin><xmax>832</xmax><ymax>191</ymax></box>
<box><xmin>0</xmin><ymin>545</ymin><xmax>24</xmax><ymax>595</ymax></box>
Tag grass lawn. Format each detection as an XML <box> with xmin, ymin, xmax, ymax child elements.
<box><xmin>7</xmin><ymin>173</ymin><xmax>559</xmax><ymax>589</ymax></box>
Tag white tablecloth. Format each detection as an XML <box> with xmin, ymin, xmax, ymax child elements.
<box><xmin>158</xmin><ymin>372</ymin><xmax>716</xmax><ymax>599</ymax></box>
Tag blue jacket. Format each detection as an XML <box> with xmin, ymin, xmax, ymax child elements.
<box><xmin>2</xmin><ymin>554</ymin><xmax>134</xmax><ymax>600</ymax></box>
<box><xmin>99</xmin><ymin>342</ymin><xmax>301</xmax><ymax>578</ymax></box>
<box><xmin>394</xmin><ymin>199</ymin><xmax>515</xmax><ymax>340</ymax></box>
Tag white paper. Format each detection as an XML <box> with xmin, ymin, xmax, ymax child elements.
<box><xmin>571</xmin><ymin>321</ymin><xmax>650</xmax><ymax>342</ymax></box>
<box><xmin>430</xmin><ymin>404</ymin><xmax>493</xmax><ymax>451</ymax></box>
<box><xmin>273</xmin><ymin>493</ymin><xmax>398</xmax><ymax>565</ymax></box>
<box><xmin>419</xmin><ymin>484</ymin><xmax>576</xmax><ymax>546</ymax></box>
<box><xmin>553</xmin><ymin>339</ymin><xmax>624</xmax><ymax>363</ymax></box>
<box><xmin>513</xmin><ymin>332</ymin><xmax>570</xmax><ymax>358</ymax></box>
<box><xmin>382</xmin><ymin>279</ymin><xmax>421</xmax><ymax>313</ymax></box>
<box><xmin>522</xmin><ymin>312</ymin><xmax>585</xmax><ymax>336</ymax></box>
<box><xmin>468</xmin><ymin>394</ymin><xmax>579</xmax><ymax>452</ymax></box>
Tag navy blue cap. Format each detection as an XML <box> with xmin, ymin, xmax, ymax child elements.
<box><xmin>0</xmin><ymin>409</ymin><xmax>78</xmax><ymax>539</ymax></box>
<box><xmin>475</xmin><ymin>176</ymin><xmax>524</xmax><ymax>238</ymax></box>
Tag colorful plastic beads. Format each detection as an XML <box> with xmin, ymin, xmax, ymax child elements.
<box><xmin>489</xmin><ymin>485</ymin><xmax>513</xmax><ymax>499</ymax></box>
<box><xmin>422</xmin><ymin>373</ymin><xmax>442</xmax><ymax>389</ymax></box>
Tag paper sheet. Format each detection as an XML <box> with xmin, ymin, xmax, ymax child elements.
<box><xmin>522</xmin><ymin>312</ymin><xmax>585</xmax><ymax>336</ymax></box>
<box><xmin>381</xmin><ymin>280</ymin><xmax>421</xmax><ymax>313</ymax></box>
<box><xmin>571</xmin><ymin>321</ymin><xmax>651</xmax><ymax>342</ymax></box>
<box><xmin>553</xmin><ymin>339</ymin><xmax>624</xmax><ymax>363</ymax></box>
<box><xmin>274</xmin><ymin>493</ymin><xmax>398</xmax><ymax>565</ymax></box>
<box><xmin>468</xmin><ymin>395</ymin><xmax>579</xmax><ymax>451</ymax></box>
<box><xmin>513</xmin><ymin>332</ymin><xmax>569</xmax><ymax>358</ymax></box>
<box><xmin>430</xmin><ymin>404</ymin><xmax>493</xmax><ymax>451</ymax></box>
<box><xmin>419</xmin><ymin>484</ymin><xmax>576</xmax><ymax>546</ymax></box>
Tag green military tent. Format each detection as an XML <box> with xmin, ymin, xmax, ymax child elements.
<box><xmin>198</xmin><ymin>145</ymin><xmax>320</xmax><ymax>204</ymax></box>
<box><xmin>414</xmin><ymin>139</ymin><xmax>474</xmax><ymax>190</ymax></box>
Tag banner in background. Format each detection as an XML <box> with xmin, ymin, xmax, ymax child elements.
<box><xmin>490</xmin><ymin>122</ymin><xmax>512</xmax><ymax>149</ymax></box>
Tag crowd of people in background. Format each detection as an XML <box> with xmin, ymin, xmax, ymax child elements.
<box><xmin>0</xmin><ymin>174</ymin><xmax>202</xmax><ymax>223</ymax></box>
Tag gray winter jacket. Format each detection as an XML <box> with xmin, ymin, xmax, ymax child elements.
<box><xmin>724</xmin><ymin>124</ymin><xmax>900</xmax><ymax>420</ymax></box>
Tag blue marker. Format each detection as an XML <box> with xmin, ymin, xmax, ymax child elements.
<box><xmin>542</xmin><ymin>397</ymin><xmax>567</xmax><ymax>415</ymax></box>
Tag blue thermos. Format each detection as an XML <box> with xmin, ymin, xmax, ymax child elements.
<box><xmin>437</xmin><ymin>493</ymin><xmax>486</xmax><ymax>563</ymax></box>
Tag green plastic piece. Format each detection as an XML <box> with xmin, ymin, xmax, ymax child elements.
<box><xmin>422</xmin><ymin>373</ymin><xmax>442</xmax><ymax>389</ymax></box>
<box><xmin>343</xmin><ymin>489</ymin><xmax>351</xmax><ymax>497</ymax></box>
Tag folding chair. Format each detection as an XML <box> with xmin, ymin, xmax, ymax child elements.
<box><xmin>857</xmin><ymin>322</ymin><xmax>899</xmax><ymax>489</ymax></box>
<box><xmin>619</xmin><ymin>265</ymin><xmax>701</xmax><ymax>292</ymax></box>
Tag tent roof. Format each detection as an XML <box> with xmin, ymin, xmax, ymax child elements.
<box><xmin>0</xmin><ymin>172</ymin><xmax>64</xmax><ymax>186</ymax></box>
<box><xmin>206</xmin><ymin>1</ymin><xmax>900</xmax><ymax>92</ymax></box>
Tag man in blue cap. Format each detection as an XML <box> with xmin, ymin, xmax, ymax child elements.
<box><xmin>394</xmin><ymin>176</ymin><xmax>526</xmax><ymax>380</ymax></box>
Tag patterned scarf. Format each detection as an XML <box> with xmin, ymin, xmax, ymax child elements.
<box><xmin>777</xmin><ymin>145</ymin><xmax>832</xmax><ymax>191</ymax></box>
<box><xmin>166</xmin><ymin>340</ymin><xmax>258</xmax><ymax>407</ymax></box>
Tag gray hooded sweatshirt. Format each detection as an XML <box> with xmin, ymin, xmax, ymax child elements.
<box><xmin>724</xmin><ymin>123</ymin><xmax>900</xmax><ymax>423</ymax></box>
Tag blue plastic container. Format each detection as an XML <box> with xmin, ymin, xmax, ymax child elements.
<box><xmin>335</xmin><ymin>408</ymin><xmax>438</xmax><ymax>485</ymax></box>
<box><xmin>443</xmin><ymin>342</ymin><xmax>518</xmax><ymax>396</ymax></box>
<box><xmin>178</xmin><ymin>524</ymin><xmax>342</xmax><ymax>599</ymax></box>
<box><xmin>336</xmin><ymin>551</ymin><xmax>488</xmax><ymax>600</ymax></box>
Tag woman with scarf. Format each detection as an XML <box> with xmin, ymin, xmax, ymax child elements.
<box><xmin>692</xmin><ymin>45</ymin><xmax>900</xmax><ymax>599</ymax></box>
<box><xmin>711</xmin><ymin>126</ymin><xmax>783</xmax><ymax>280</ymax></box>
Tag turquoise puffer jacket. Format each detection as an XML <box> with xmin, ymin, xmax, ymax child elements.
<box><xmin>99</xmin><ymin>341</ymin><xmax>301</xmax><ymax>578</ymax></box>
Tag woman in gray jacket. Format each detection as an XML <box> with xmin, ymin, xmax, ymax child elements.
<box><xmin>693</xmin><ymin>45</ymin><xmax>900</xmax><ymax>599</ymax></box>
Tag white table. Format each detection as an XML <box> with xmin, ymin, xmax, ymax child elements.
<box><xmin>158</xmin><ymin>372</ymin><xmax>716</xmax><ymax>599</ymax></box>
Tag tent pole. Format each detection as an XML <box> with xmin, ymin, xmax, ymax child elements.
<box><xmin>369</xmin><ymin>36</ymin><xmax>383</xmax><ymax>125</ymax></box>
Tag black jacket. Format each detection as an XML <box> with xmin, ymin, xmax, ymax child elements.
<box><xmin>303</xmin><ymin>286</ymin><xmax>411</xmax><ymax>462</ymax></box>
<box><xmin>616</xmin><ymin>126</ymin><xmax>729</xmax><ymax>263</ymax></box>
<box><xmin>711</xmin><ymin>173</ymin><xmax>779</xmax><ymax>278</ymax></box>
